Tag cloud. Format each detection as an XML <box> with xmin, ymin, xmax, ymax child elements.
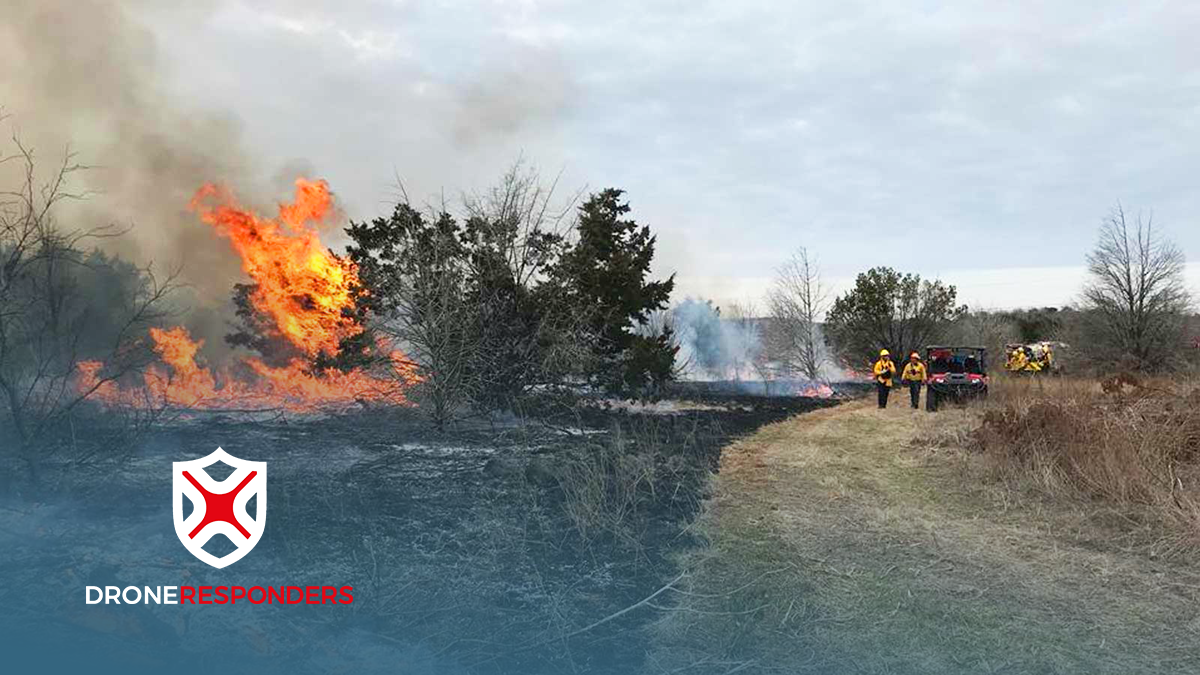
<box><xmin>450</xmin><ymin>49</ymin><xmax>577</xmax><ymax>147</ymax></box>
<box><xmin>6</xmin><ymin>0</ymin><xmax>1197</xmax><ymax>318</ymax></box>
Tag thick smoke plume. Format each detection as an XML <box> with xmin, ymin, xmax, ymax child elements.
<box><xmin>0</xmin><ymin>0</ymin><xmax>278</xmax><ymax>357</ymax></box>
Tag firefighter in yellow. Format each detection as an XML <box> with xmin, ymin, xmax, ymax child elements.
<box><xmin>873</xmin><ymin>349</ymin><xmax>897</xmax><ymax>409</ymax></box>
<box><xmin>1007</xmin><ymin>347</ymin><xmax>1029</xmax><ymax>372</ymax></box>
<box><xmin>901</xmin><ymin>351</ymin><xmax>927</xmax><ymax>409</ymax></box>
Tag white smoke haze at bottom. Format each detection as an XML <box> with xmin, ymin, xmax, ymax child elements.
<box><xmin>668</xmin><ymin>298</ymin><xmax>853</xmax><ymax>386</ymax></box>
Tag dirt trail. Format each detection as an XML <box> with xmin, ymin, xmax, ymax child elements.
<box><xmin>651</xmin><ymin>399</ymin><xmax>1200</xmax><ymax>674</ymax></box>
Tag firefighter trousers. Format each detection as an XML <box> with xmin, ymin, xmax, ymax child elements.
<box><xmin>876</xmin><ymin>382</ymin><xmax>890</xmax><ymax>408</ymax></box>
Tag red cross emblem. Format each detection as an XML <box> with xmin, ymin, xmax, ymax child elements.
<box><xmin>173</xmin><ymin>447</ymin><xmax>266</xmax><ymax>568</ymax></box>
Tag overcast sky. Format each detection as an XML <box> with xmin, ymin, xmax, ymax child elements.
<box><xmin>9</xmin><ymin>0</ymin><xmax>1200</xmax><ymax>310</ymax></box>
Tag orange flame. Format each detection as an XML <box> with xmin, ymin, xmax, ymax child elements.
<box><xmin>190</xmin><ymin>179</ymin><xmax>360</xmax><ymax>359</ymax></box>
<box><xmin>799</xmin><ymin>383</ymin><xmax>835</xmax><ymax>398</ymax></box>
<box><xmin>80</xmin><ymin>179</ymin><xmax>419</xmax><ymax>412</ymax></box>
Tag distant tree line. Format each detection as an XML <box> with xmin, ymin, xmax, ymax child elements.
<box><xmin>771</xmin><ymin>203</ymin><xmax>1194</xmax><ymax>376</ymax></box>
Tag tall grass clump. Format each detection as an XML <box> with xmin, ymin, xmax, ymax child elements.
<box><xmin>555</xmin><ymin>417</ymin><xmax>712</xmax><ymax>552</ymax></box>
<box><xmin>974</xmin><ymin>375</ymin><xmax>1200</xmax><ymax>551</ymax></box>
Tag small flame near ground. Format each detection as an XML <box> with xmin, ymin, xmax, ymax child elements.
<box><xmin>760</xmin><ymin>381</ymin><xmax>835</xmax><ymax>398</ymax></box>
<box><xmin>801</xmin><ymin>383</ymin><xmax>835</xmax><ymax>398</ymax></box>
<box><xmin>78</xmin><ymin>179</ymin><xmax>419</xmax><ymax>412</ymax></box>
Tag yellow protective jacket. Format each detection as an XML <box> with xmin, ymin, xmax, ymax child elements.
<box><xmin>1008</xmin><ymin>350</ymin><xmax>1028</xmax><ymax>371</ymax></box>
<box><xmin>901</xmin><ymin>362</ymin><xmax>927</xmax><ymax>383</ymax></box>
<box><xmin>873</xmin><ymin>358</ymin><xmax>896</xmax><ymax>386</ymax></box>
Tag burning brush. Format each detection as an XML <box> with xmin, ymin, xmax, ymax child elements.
<box><xmin>78</xmin><ymin>179</ymin><xmax>419</xmax><ymax>412</ymax></box>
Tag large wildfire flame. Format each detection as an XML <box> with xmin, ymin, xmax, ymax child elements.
<box><xmin>79</xmin><ymin>179</ymin><xmax>419</xmax><ymax>412</ymax></box>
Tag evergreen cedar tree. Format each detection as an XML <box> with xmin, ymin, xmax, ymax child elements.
<box><xmin>227</xmin><ymin>282</ymin><xmax>291</xmax><ymax>365</ymax></box>
<box><xmin>824</xmin><ymin>266</ymin><xmax>964</xmax><ymax>369</ymax></box>
<box><xmin>549</xmin><ymin>188</ymin><xmax>677</xmax><ymax>394</ymax></box>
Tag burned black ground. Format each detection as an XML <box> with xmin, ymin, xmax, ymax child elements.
<box><xmin>0</xmin><ymin>392</ymin><xmax>843</xmax><ymax>675</ymax></box>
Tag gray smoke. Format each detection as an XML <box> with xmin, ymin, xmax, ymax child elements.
<box><xmin>0</xmin><ymin>1</ymin><xmax>265</xmax><ymax>293</ymax></box>
<box><xmin>0</xmin><ymin>0</ymin><xmax>314</xmax><ymax>359</ymax></box>
<box><xmin>672</xmin><ymin>298</ymin><xmax>762</xmax><ymax>380</ymax></box>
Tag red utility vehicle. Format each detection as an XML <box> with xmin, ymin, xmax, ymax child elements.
<box><xmin>924</xmin><ymin>346</ymin><xmax>988</xmax><ymax>412</ymax></box>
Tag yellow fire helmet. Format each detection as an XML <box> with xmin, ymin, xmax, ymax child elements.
<box><xmin>879</xmin><ymin>349</ymin><xmax>890</xmax><ymax>357</ymax></box>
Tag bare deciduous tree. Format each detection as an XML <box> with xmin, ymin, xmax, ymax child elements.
<box><xmin>766</xmin><ymin>248</ymin><xmax>829</xmax><ymax>380</ymax></box>
<box><xmin>380</xmin><ymin>211</ymin><xmax>478</xmax><ymax>428</ymax></box>
<box><xmin>1082</xmin><ymin>205</ymin><xmax>1191</xmax><ymax>370</ymax></box>
<box><xmin>724</xmin><ymin>299</ymin><xmax>782</xmax><ymax>392</ymax></box>
<box><xmin>460</xmin><ymin>160</ymin><xmax>594</xmax><ymax>408</ymax></box>
<box><xmin>0</xmin><ymin>134</ymin><xmax>177</xmax><ymax>484</ymax></box>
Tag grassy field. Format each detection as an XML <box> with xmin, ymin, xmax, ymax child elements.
<box><xmin>649</xmin><ymin>385</ymin><xmax>1200</xmax><ymax>674</ymax></box>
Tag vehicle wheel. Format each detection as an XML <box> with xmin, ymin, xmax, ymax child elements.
<box><xmin>926</xmin><ymin>391</ymin><xmax>937</xmax><ymax>412</ymax></box>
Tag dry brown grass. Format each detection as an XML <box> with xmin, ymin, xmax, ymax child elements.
<box><xmin>975</xmin><ymin>374</ymin><xmax>1200</xmax><ymax>554</ymax></box>
<box><xmin>651</xmin><ymin>398</ymin><xmax>1200</xmax><ymax>674</ymax></box>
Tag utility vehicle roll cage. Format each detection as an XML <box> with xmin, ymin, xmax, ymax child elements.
<box><xmin>925</xmin><ymin>345</ymin><xmax>987</xmax><ymax>376</ymax></box>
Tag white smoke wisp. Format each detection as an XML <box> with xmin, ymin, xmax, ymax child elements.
<box><xmin>671</xmin><ymin>298</ymin><xmax>762</xmax><ymax>381</ymax></box>
<box><xmin>664</xmin><ymin>299</ymin><xmax>855</xmax><ymax>395</ymax></box>
<box><xmin>788</xmin><ymin>323</ymin><xmax>856</xmax><ymax>383</ymax></box>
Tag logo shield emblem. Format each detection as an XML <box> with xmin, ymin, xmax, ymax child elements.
<box><xmin>173</xmin><ymin>447</ymin><xmax>266</xmax><ymax>569</ymax></box>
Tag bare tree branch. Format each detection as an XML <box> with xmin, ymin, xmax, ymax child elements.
<box><xmin>1</xmin><ymin>129</ymin><xmax>177</xmax><ymax>484</ymax></box>
<box><xmin>1081</xmin><ymin>205</ymin><xmax>1191</xmax><ymax>370</ymax></box>
<box><xmin>765</xmin><ymin>248</ymin><xmax>829</xmax><ymax>380</ymax></box>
